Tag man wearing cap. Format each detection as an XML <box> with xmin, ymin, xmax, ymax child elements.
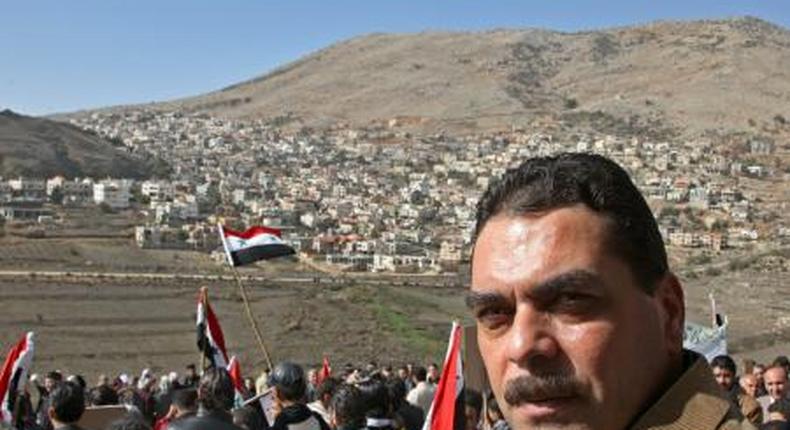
<box><xmin>269</xmin><ymin>361</ymin><xmax>330</xmax><ymax>430</ymax></box>
<box><xmin>469</xmin><ymin>153</ymin><xmax>756</xmax><ymax>429</ymax></box>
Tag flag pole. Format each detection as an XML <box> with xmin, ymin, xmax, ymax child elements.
<box><xmin>199</xmin><ymin>287</ymin><xmax>208</xmax><ymax>372</ymax></box>
<box><xmin>230</xmin><ymin>266</ymin><xmax>274</xmax><ymax>370</ymax></box>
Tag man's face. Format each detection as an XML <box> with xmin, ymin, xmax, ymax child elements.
<box><xmin>740</xmin><ymin>374</ymin><xmax>758</xmax><ymax>397</ymax></box>
<box><xmin>470</xmin><ymin>206</ymin><xmax>683</xmax><ymax>430</ymax></box>
<box><xmin>428</xmin><ymin>365</ymin><xmax>439</xmax><ymax>382</ymax></box>
<box><xmin>44</xmin><ymin>377</ymin><xmax>57</xmax><ymax>393</ymax></box>
<box><xmin>712</xmin><ymin>366</ymin><xmax>735</xmax><ymax>391</ymax></box>
<box><xmin>764</xmin><ymin>367</ymin><xmax>788</xmax><ymax>400</ymax></box>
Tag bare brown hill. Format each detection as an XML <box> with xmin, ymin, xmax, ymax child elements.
<box><xmin>122</xmin><ymin>16</ymin><xmax>790</xmax><ymax>137</ymax></box>
<box><xmin>0</xmin><ymin>110</ymin><xmax>169</xmax><ymax>179</ymax></box>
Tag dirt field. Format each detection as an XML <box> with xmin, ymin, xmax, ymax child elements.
<box><xmin>0</xmin><ymin>276</ymin><xmax>468</xmax><ymax>381</ymax></box>
<box><xmin>0</xmin><ymin>248</ymin><xmax>786</xmax><ymax>381</ymax></box>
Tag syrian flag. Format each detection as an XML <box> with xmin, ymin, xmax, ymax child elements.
<box><xmin>227</xmin><ymin>356</ymin><xmax>246</xmax><ymax>398</ymax></box>
<box><xmin>422</xmin><ymin>322</ymin><xmax>463</xmax><ymax>430</ymax></box>
<box><xmin>196</xmin><ymin>288</ymin><xmax>229</xmax><ymax>369</ymax></box>
<box><xmin>317</xmin><ymin>356</ymin><xmax>331</xmax><ymax>385</ymax></box>
<box><xmin>218</xmin><ymin>224</ymin><xmax>295</xmax><ymax>267</ymax></box>
<box><xmin>0</xmin><ymin>332</ymin><xmax>35</xmax><ymax>425</ymax></box>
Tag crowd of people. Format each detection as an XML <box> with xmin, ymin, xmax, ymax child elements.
<box><xmin>7</xmin><ymin>352</ymin><xmax>790</xmax><ymax>430</ymax></box>
<box><xmin>2</xmin><ymin>359</ymin><xmax>510</xmax><ymax>430</ymax></box>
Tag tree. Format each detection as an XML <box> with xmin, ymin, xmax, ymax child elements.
<box><xmin>49</xmin><ymin>186</ymin><xmax>64</xmax><ymax>205</ymax></box>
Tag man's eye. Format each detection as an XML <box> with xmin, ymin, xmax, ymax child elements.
<box><xmin>476</xmin><ymin>307</ymin><xmax>512</xmax><ymax>329</ymax></box>
<box><xmin>554</xmin><ymin>292</ymin><xmax>597</xmax><ymax>312</ymax></box>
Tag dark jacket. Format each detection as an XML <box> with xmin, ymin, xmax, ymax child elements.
<box><xmin>167</xmin><ymin>408</ymin><xmax>244</xmax><ymax>430</ymax></box>
<box><xmin>270</xmin><ymin>404</ymin><xmax>330</xmax><ymax>430</ymax></box>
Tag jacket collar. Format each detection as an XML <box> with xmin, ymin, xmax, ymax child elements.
<box><xmin>630</xmin><ymin>350</ymin><xmax>732</xmax><ymax>429</ymax></box>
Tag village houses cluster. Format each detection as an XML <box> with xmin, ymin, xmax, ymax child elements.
<box><xmin>0</xmin><ymin>109</ymin><xmax>786</xmax><ymax>273</ymax></box>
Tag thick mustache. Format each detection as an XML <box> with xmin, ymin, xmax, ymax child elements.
<box><xmin>504</xmin><ymin>374</ymin><xmax>583</xmax><ymax>406</ymax></box>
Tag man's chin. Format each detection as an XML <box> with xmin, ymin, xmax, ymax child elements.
<box><xmin>506</xmin><ymin>397</ymin><xmax>592</xmax><ymax>430</ymax></box>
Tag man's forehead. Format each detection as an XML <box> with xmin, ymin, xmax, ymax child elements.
<box><xmin>471</xmin><ymin>206</ymin><xmax>613</xmax><ymax>285</ymax></box>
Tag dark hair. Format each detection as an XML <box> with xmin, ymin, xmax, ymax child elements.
<box><xmin>773</xmin><ymin>356</ymin><xmax>790</xmax><ymax>369</ymax></box>
<box><xmin>198</xmin><ymin>367</ymin><xmax>235</xmax><ymax>412</ymax></box>
<box><xmin>486</xmin><ymin>390</ymin><xmax>503</xmax><ymax>420</ymax></box>
<box><xmin>269</xmin><ymin>361</ymin><xmax>307</xmax><ymax>402</ymax></box>
<box><xmin>474</xmin><ymin>153</ymin><xmax>668</xmax><ymax>292</ymax></box>
<box><xmin>232</xmin><ymin>405</ymin><xmax>264</xmax><ymax>430</ymax></box>
<box><xmin>46</xmin><ymin>371</ymin><xmax>63</xmax><ymax>382</ymax></box>
<box><xmin>412</xmin><ymin>366</ymin><xmax>427</xmax><ymax>382</ymax></box>
<box><xmin>358</xmin><ymin>379</ymin><xmax>392</xmax><ymax>419</ymax></box>
<box><xmin>89</xmin><ymin>384</ymin><xmax>119</xmax><ymax>406</ymax></box>
<box><xmin>171</xmin><ymin>388</ymin><xmax>198</xmax><ymax>411</ymax></box>
<box><xmin>711</xmin><ymin>355</ymin><xmax>737</xmax><ymax>374</ymax></box>
<box><xmin>107</xmin><ymin>415</ymin><xmax>152</xmax><ymax>430</ymax></box>
<box><xmin>331</xmin><ymin>384</ymin><xmax>365</xmax><ymax>428</ymax></box>
<box><xmin>465</xmin><ymin>389</ymin><xmax>483</xmax><ymax>415</ymax></box>
<box><xmin>316</xmin><ymin>377</ymin><xmax>341</xmax><ymax>401</ymax></box>
<box><xmin>49</xmin><ymin>381</ymin><xmax>85</xmax><ymax>423</ymax></box>
<box><xmin>386</xmin><ymin>378</ymin><xmax>407</xmax><ymax>409</ymax></box>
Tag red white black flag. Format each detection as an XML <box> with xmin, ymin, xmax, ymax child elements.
<box><xmin>218</xmin><ymin>224</ymin><xmax>295</xmax><ymax>267</ymax></box>
<box><xmin>0</xmin><ymin>332</ymin><xmax>35</xmax><ymax>425</ymax></box>
<box><xmin>196</xmin><ymin>288</ymin><xmax>229</xmax><ymax>369</ymax></box>
<box><xmin>227</xmin><ymin>356</ymin><xmax>246</xmax><ymax>398</ymax></box>
<box><xmin>422</xmin><ymin>322</ymin><xmax>464</xmax><ymax>430</ymax></box>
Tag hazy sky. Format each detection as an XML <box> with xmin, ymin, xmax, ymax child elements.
<box><xmin>2</xmin><ymin>1</ymin><xmax>788</xmax><ymax>115</ymax></box>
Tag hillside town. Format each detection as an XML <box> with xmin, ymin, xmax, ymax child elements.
<box><xmin>0</xmin><ymin>109</ymin><xmax>787</xmax><ymax>273</ymax></box>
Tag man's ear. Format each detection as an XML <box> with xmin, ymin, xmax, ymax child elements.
<box><xmin>48</xmin><ymin>406</ymin><xmax>56</xmax><ymax>421</ymax></box>
<box><xmin>654</xmin><ymin>273</ymin><xmax>685</xmax><ymax>356</ymax></box>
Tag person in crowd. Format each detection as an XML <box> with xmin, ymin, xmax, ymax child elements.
<box><xmin>469</xmin><ymin>153</ymin><xmax>756</xmax><ymax>429</ymax></box>
<box><xmin>755</xmin><ymin>364</ymin><xmax>769</xmax><ymax>398</ymax></box>
<box><xmin>88</xmin><ymin>384</ymin><xmax>119</xmax><ymax>406</ymax></box>
<box><xmin>426</xmin><ymin>364</ymin><xmax>439</xmax><ymax>386</ymax></box>
<box><xmin>396</xmin><ymin>367</ymin><xmax>412</xmax><ymax>393</ymax></box>
<box><xmin>154</xmin><ymin>388</ymin><xmax>197</xmax><ymax>430</ymax></box>
<box><xmin>167</xmin><ymin>367</ymin><xmax>242</xmax><ymax>430</ymax></box>
<box><xmin>47</xmin><ymin>381</ymin><xmax>86</xmax><ymax>430</ymax></box>
<box><xmin>485</xmin><ymin>391</ymin><xmax>510</xmax><ymax>430</ymax></box>
<box><xmin>405</xmin><ymin>367</ymin><xmax>434</xmax><ymax>415</ymax></box>
<box><xmin>255</xmin><ymin>369</ymin><xmax>270</xmax><ymax>398</ymax></box>
<box><xmin>464</xmin><ymin>389</ymin><xmax>483</xmax><ymax>430</ymax></box>
<box><xmin>764</xmin><ymin>400</ymin><xmax>790</xmax><ymax>425</ymax></box>
<box><xmin>774</xmin><ymin>358</ymin><xmax>790</xmax><ymax>377</ymax></box>
<box><xmin>308</xmin><ymin>377</ymin><xmax>341</xmax><ymax>424</ymax></box>
<box><xmin>742</xmin><ymin>374</ymin><xmax>761</xmax><ymax>398</ymax></box>
<box><xmin>242</xmin><ymin>378</ymin><xmax>256</xmax><ymax>399</ymax></box>
<box><xmin>181</xmin><ymin>365</ymin><xmax>199</xmax><ymax>389</ymax></box>
<box><xmin>386</xmin><ymin>378</ymin><xmax>423</xmax><ymax>430</ymax></box>
<box><xmin>268</xmin><ymin>361</ymin><xmax>330</xmax><ymax>430</ymax></box>
<box><xmin>231</xmin><ymin>405</ymin><xmax>264</xmax><ymax>430</ymax></box>
<box><xmin>330</xmin><ymin>384</ymin><xmax>365</xmax><ymax>430</ymax></box>
<box><xmin>760</xmin><ymin>420</ymin><xmax>790</xmax><ymax>430</ymax></box>
<box><xmin>711</xmin><ymin>355</ymin><xmax>762</xmax><ymax>425</ymax></box>
<box><xmin>108</xmin><ymin>415</ymin><xmax>153</xmax><ymax>430</ymax></box>
<box><xmin>306</xmin><ymin>368</ymin><xmax>319</xmax><ymax>403</ymax></box>
<box><xmin>358</xmin><ymin>379</ymin><xmax>394</xmax><ymax>430</ymax></box>
<box><xmin>36</xmin><ymin>371</ymin><xmax>64</xmax><ymax>430</ymax></box>
<box><xmin>759</xmin><ymin>366</ymin><xmax>790</xmax><ymax>424</ymax></box>
<box><xmin>96</xmin><ymin>375</ymin><xmax>111</xmax><ymax>388</ymax></box>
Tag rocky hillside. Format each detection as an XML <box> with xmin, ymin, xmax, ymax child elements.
<box><xmin>123</xmin><ymin>17</ymin><xmax>790</xmax><ymax>137</ymax></box>
<box><xmin>0</xmin><ymin>109</ymin><xmax>169</xmax><ymax>179</ymax></box>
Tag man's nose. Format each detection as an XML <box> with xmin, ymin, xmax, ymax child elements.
<box><xmin>505</xmin><ymin>304</ymin><xmax>559</xmax><ymax>366</ymax></box>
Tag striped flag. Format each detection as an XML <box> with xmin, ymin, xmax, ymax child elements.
<box><xmin>317</xmin><ymin>356</ymin><xmax>331</xmax><ymax>385</ymax></box>
<box><xmin>0</xmin><ymin>332</ymin><xmax>35</xmax><ymax>425</ymax></box>
<box><xmin>196</xmin><ymin>288</ymin><xmax>229</xmax><ymax>369</ymax></box>
<box><xmin>227</xmin><ymin>356</ymin><xmax>246</xmax><ymax>398</ymax></box>
<box><xmin>218</xmin><ymin>224</ymin><xmax>295</xmax><ymax>267</ymax></box>
<box><xmin>422</xmin><ymin>322</ymin><xmax>463</xmax><ymax>430</ymax></box>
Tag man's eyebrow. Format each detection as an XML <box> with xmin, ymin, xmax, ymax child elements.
<box><xmin>530</xmin><ymin>269</ymin><xmax>606</xmax><ymax>298</ymax></box>
<box><xmin>465</xmin><ymin>290</ymin><xmax>509</xmax><ymax>309</ymax></box>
